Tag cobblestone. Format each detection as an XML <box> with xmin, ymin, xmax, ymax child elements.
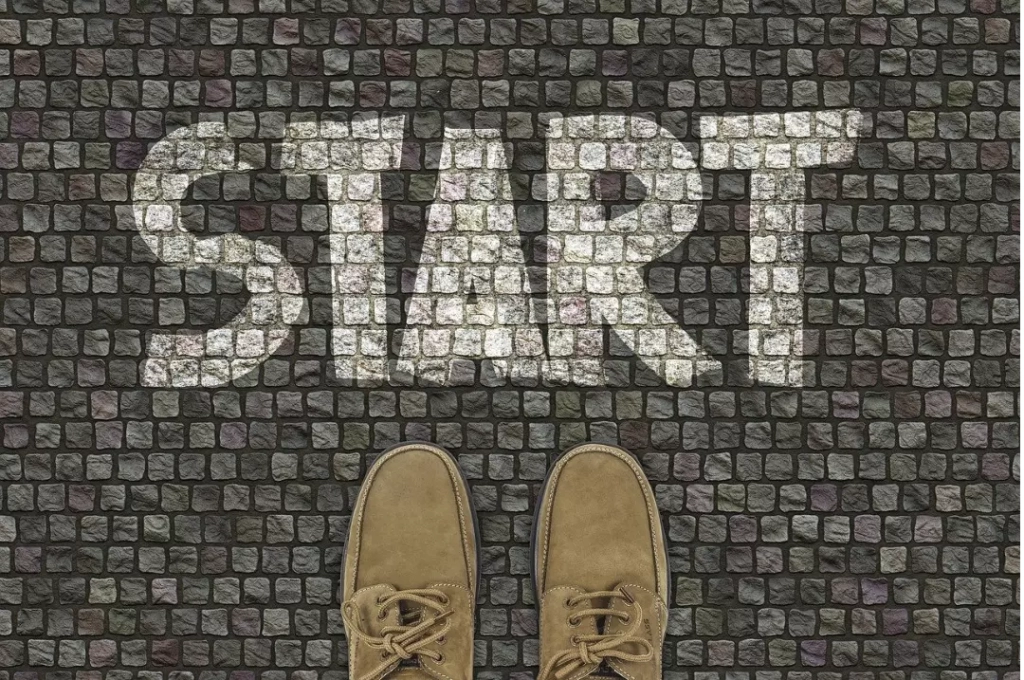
<box><xmin>0</xmin><ymin>0</ymin><xmax>1018</xmax><ymax>679</ymax></box>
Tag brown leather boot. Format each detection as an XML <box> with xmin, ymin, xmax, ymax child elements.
<box><xmin>342</xmin><ymin>442</ymin><xmax>478</xmax><ymax>680</ymax></box>
<box><xmin>533</xmin><ymin>443</ymin><xmax>669</xmax><ymax>680</ymax></box>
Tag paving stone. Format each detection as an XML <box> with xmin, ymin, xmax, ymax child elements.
<box><xmin>0</xmin><ymin>0</ymin><xmax>1015</xmax><ymax>677</ymax></box>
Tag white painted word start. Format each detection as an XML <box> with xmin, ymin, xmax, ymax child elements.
<box><xmin>132</xmin><ymin>110</ymin><xmax>863</xmax><ymax>388</ymax></box>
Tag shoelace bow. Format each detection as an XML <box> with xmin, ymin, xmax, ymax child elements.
<box><xmin>342</xmin><ymin>588</ymin><xmax>452</xmax><ymax>680</ymax></box>
<box><xmin>540</xmin><ymin>588</ymin><xmax>655</xmax><ymax>680</ymax></box>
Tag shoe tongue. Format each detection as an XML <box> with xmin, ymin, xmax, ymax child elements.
<box><xmin>590</xmin><ymin>662</ymin><xmax>620</xmax><ymax>680</ymax></box>
<box><xmin>386</xmin><ymin>669</ymin><xmax>433</xmax><ymax>680</ymax></box>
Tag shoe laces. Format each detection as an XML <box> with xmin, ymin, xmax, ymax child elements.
<box><xmin>342</xmin><ymin>588</ymin><xmax>452</xmax><ymax>680</ymax></box>
<box><xmin>541</xmin><ymin>587</ymin><xmax>654</xmax><ymax>680</ymax></box>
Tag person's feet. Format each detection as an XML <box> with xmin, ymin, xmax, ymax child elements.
<box><xmin>342</xmin><ymin>443</ymin><xmax>478</xmax><ymax>680</ymax></box>
<box><xmin>534</xmin><ymin>443</ymin><xmax>669</xmax><ymax>680</ymax></box>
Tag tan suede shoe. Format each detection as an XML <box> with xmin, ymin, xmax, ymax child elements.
<box><xmin>533</xmin><ymin>443</ymin><xmax>669</xmax><ymax>680</ymax></box>
<box><xmin>342</xmin><ymin>442</ymin><xmax>478</xmax><ymax>680</ymax></box>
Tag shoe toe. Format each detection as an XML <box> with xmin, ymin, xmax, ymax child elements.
<box><xmin>346</xmin><ymin>443</ymin><xmax>477</xmax><ymax>593</ymax></box>
<box><xmin>536</xmin><ymin>444</ymin><xmax>666</xmax><ymax>597</ymax></box>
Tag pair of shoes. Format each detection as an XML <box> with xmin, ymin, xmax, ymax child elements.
<box><xmin>341</xmin><ymin>441</ymin><xmax>669</xmax><ymax>680</ymax></box>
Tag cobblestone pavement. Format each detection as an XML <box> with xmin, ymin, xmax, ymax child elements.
<box><xmin>0</xmin><ymin>2</ymin><xmax>1018</xmax><ymax>680</ymax></box>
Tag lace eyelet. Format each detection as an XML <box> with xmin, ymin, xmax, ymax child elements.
<box><xmin>437</xmin><ymin>636</ymin><xmax>447</xmax><ymax>646</ymax></box>
<box><xmin>376</xmin><ymin>595</ymin><xmax>388</xmax><ymax>606</ymax></box>
<box><xmin>622</xmin><ymin>614</ymin><xmax>631</xmax><ymax>623</ymax></box>
<box><xmin>379</xmin><ymin>651</ymin><xmax>388</xmax><ymax>660</ymax></box>
<box><xmin>567</xmin><ymin>616</ymin><xmax>580</xmax><ymax>628</ymax></box>
<box><xmin>570</xmin><ymin>635</ymin><xmax>580</xmax><ymax>644</ymax></box>
<box><xmin>436</xmin><ymin>654</ymin><xmax>445</xmax><ymax>664</ymax></box>
<box><xmin>377</xmin><ymin>607</ymin><xmax>389</xmax><ymax>620</ymax></box>
<box><xmin>564</xmin><ymin>597</ymin><xmax>574</xmax><ymax>609</ymax></box>
<box><xmin>438</xmin><ymin>594</ymin><xmax>450</xmax><ymax>605</ymax></box>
